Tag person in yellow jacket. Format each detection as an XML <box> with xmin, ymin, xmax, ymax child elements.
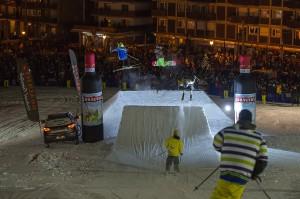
<box><xmin>164</xmin><ymin>129</ymin><xmax>184</xmax><ymax>173</ymax></box>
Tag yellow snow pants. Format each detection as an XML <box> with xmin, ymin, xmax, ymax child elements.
<box><xmin>210</xmin><ymin>179</ymin><xmax>245</xmax><ymax>199</ymax></box>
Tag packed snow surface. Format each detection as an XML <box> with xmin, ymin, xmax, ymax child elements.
<box><xmin>1</xmin><ymin>87</ymin><xmax>300</xmax><ymax>199</ymax></box>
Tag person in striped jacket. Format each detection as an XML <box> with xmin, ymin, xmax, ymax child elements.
<box><xmin>210</xmin><ymin>109</ymin><xmax>268</xmax><ymax>199</ymax></box>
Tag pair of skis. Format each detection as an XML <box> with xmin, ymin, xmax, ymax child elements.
<box><xmin>113</xmin><ymin>54</ymin><xmax>142</xmax><ymax>73</ymax></box>
<box><xmin>113</xmin><ymin>63</ymin><xmax>141</xmax><ymax>73</ymax></box>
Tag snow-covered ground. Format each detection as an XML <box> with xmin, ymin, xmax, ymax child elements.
<box><xmin>1</xmin><ymin>87</ymin><xmax>300</xmax><ymax>199</ymax></box>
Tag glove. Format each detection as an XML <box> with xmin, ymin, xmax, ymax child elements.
<box><xmin>180</xmin><ymin>153</ymin><xmax>183</xmax><ymax>156</ymax></box>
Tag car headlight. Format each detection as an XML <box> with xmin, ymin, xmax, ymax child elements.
<box><xmin>43</xmin><ymin>127</ymin><xmax>51</xmax><ymax>133</ymax></box>
<box><xmin>67</xmin><ymin>123</ymin><xmax>76</xmax><ymax>129</ymax></box>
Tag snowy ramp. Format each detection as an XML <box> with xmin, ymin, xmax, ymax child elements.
<box><xmin>104</xmin><ymin>91</ymin><xmax>233</xmax><ymax>169</ymax></box>
<box><xmin>103</xmin><ymin>90</ymin><xmax>233</xmax><ymax>139</ymax></box>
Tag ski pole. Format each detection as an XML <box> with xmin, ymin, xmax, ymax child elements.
<box><xmin>193</xmin><ymin>166</ymin><xmax>219</xmax><ymax>191</ymax></box>
<box><xmin>255</xmin><ymin>178</ymin><xmax>272</xmax><ymax>199</ymax></box>
<box><xmin>156</xmin><ymin>151</ymin><xmax>167</xmax><ymax>157</ymax></box>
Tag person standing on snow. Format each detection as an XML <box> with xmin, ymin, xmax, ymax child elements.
<box><xmin>164</xmin><ymin>129</ymin><xmax>184</xmax><ymax>174</ymax></box>
<box><xmin>210</xmin><ymin>109</ymin><xmax>268</xmax><ymax>199</ymax></box>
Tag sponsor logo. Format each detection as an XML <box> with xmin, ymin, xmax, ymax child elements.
<box><xmin>83</xmin><ymin>95</ymin><xmax>103</xmax><ymax>103</ymax></box>
<box><xmin>235</xmin><ymin>96</ymin><xmax>256</xmax><ymax>103</ymax></box>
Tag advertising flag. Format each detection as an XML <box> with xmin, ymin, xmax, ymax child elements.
<box><xmin>17</xmin><ymin>58</ymin><xmax>40</xmax><ymax>122</ymax></box>
<box><xmin>68</xmin><ymin>49</ymin><xmax>81</xmax><ymax>97</ymax></box>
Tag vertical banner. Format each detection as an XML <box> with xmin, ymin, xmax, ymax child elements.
<box><xmin>68</xmin><ymin>49</ymin><xmax>81</xmax><ymax>97</ymax></box>
<box><xmin>17</xmin><ymin>58</ymin><xmax>40</xmax><ymax>122</ymax></box>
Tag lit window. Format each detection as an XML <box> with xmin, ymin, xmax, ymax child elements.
<box><xmin>177</xmin><ymin>20</ymin><xmax>185</xmax><ymax>28</ymax></box>
<box><xmin>187</xmin><ymin>21</ymin><xmax>195</xmax><ymax>29</ymax></box>
<box><xmin>249</xmin><ymin>26</ymin><xmax>258</xmax><ymax>35</ymax></box>
<box><xmin>249</xmin><ymin>8</ymin><xmax>258</xmax><ymax>17</ymax></box>
<box><xmin>260</xmin><ymin>27</ymin><xmax>269</xmax><ymax>36</ymax></box>
<box><xmin>159</xmin><ymin>19</ymin><xmax>166</xmax><ymax>26</ymax></box>
<box><xmin>260</xmin><ymin>9</ymin><xmax>269</xmax><ymax>18</ymax></box>
<box><xmin>238</xmin><ymin>7</ymin><xmax>248</xmax><ymax>17</ymax></box>
<box><xmin>238</xmin><ymin>25</ymin><xmax>245</xmax><ymax>33</ymax></box>
<box><xmin>207</xmin><ymin>22</ymin><xmax>215</xmax><ymax>31</ymax></box>
<box><xmin>197</xmin><ymin>21</ymin><xmax>205</xmax><ymax>30</ymax></box>
<box><xmin>272</xmin><ymin>10</ymin><xmax>282</xmax><ymax>19</ymax></box>
<box><xmin>296</xmin><ymin>31</ymin><xmax>300</xmax><ymax>40</ymax></box>
<box><xmin>271</xmin><ymin>28</ymin><xmax>281</xmax><ymax>38</ymax></box>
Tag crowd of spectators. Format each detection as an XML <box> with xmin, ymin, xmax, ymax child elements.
<box><xmin>1</xmin><ymin>42</ymin><xmax>300</xmax><ymax>104</ymax></box>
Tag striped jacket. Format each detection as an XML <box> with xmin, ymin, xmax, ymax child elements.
<box><xmin>213</xmin><ymin>121</ymin><xmax>268</xmax><ymax>184</ymax></box>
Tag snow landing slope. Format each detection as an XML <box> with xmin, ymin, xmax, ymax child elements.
<box><xmin>104</xmin><ymin>90</ymin><xmax>300</xmax><ymax>171</ymax></box>
<box><xmin>104</xmin><ymin>90</ymin><xmax>233</xmax><ymax>170</ymax></box>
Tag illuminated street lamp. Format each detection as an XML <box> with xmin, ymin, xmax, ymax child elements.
<box><xmin>21</xmin><ymin>31</ymin><xmax>26</xmax><ymax>36</ymax></box>
<box><xmin>209</xmin><ymin>40</ymin><xmax>214</xmax><ymax>46</ymax></box>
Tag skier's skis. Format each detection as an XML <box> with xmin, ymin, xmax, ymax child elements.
<box><xmin>113</xmin><ymin>64</ymin><xmax>141</xmax><ymax>73</ymax></box>
<box><xmin>127</xmin><ymin>54</ymin><xmax>140</xmax><ymax>62</ymax></box>
<box><xmin>165</xmin><ymin>171</ymin><xmax>179</xmax><ymax>176</ymax></box>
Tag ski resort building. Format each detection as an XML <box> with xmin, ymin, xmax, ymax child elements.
<box><xmin>152</xmin><ymin>0</ymin><xmax>300</xmax><ymax>52</ymax></box>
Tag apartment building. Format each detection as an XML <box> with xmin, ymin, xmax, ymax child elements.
<box><xmin>73</xmin><ymin>0</ymin><xmax>152</xmax><ymax>46</ymax></box>
<box><xmin>0</xmin><ymin>0</ymin><xmax>59</xmax><ymax>40</ymax></box>
<box><xmin>152</xmin><ymin>0</ymin><xmax>300</xmax><ymax>52</ymax></box>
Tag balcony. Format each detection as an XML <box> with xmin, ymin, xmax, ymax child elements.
<box><xmin>196</xmin><ymin>30</ymin><xmax>205</xmax><ymax>37</ymax></box>
<box><xmin>152</xmin><ymin>9</ymin><xmax>167</xmax><ymax>17</ymax></box>
<box><xmin>177</xmin><ymin>28</ymin><xmax>185</xmax><ymax>35</ymax></box>
<box><xmin>93</xmin><ymin>8</ymin><xmax>151</xmax><ymax>17</ymax></box>
<box><xmin>228</xmin><ymin>0</ymin><xmax>259</xmax><ymax>5</ymax></box>
<box><xmin>248</xmin><ymin>35</ymin><xmax>258</xmax><ymax>42</ymax></box>
<box><xmin>227</xmin><ymin>16</ymin><xmax>259</xmax><ymax>24</ymax></box>
<box><xmin>270</xmin><ymin>37</ymin><xmax>280</xmax><ymax>44</ymax></box>
<box><xmin>271</xmin><ymin>0</ymin><xmax>282</xmax><ymax>7</ymax></box>
<box><xmin>206</xmin><ymin>31</ymin><xmax>215</xmax><ymax>38</ymax></box>
<box><xmin>271</xmin><ymin>18</ymin><xmax>281</xmax><ymax>25</ymax></box>
<box><xmin>26</xmin><ymin>16</ymin><xmax>57</xmax><ymax>24</ymax></box>
<box><xmin>187</xmin><ymin>12</ymin><xmax>216</xmax><ymax>20</ymax></box>
<box><xmin>158</xmin><ymin>26</ymin><xmax>166</xmax><ymax>33</ymax></box>
<box><xmin>285</xmin><ymin>19</ymin><xmax>300</xmax><ymax>28</ymax></box>
<box><xmin>95</xmin><ymin>21</ymin><xmax>151</xmax><ymax>33</ymax></box>
<box><xmin>177</xmin><ymin>11</ymin><xmax>185</xmax><ymax>17</ymax></box>
<box><xmin>20</xmin><ymin>2</ymin><xmax>57</xmax><ymax>9</ymax></box>
<box><xmin>294</xmin><ymin>39</ymin><xmax>300</xmax><ymax>46</ymax></box>
<box><xmin>284</xmin><ymin>1</ymin><xmax>300</xmax><ymax>9</ymax></box>
<box><xmin>259</xmin><ymin>18</ymin><xmax>269</xmax><ymax>24</ymax></box>
<box><xmin>188</xmin><ymin>0</ymin><xmax>215</xmax><ymax>2</ymax></box>
<box><xmin>259</xmin><ymin>0</ymin><xmax>269</xmax><ymax>6</ymax></box>
<box><xmin>0</xmin><ymin>13</ymin><xmax>18</xmax><ymax>20</ymax></box>
<box><xmin>259</xmin><ymin>36</ymin><xmax>268</xmax><ymax>43</ymax></box>
<box><xmin>168</xmin><ymin>9</ymin><xmax>176</xmax><ymax>17</ymax></box>
<box><xmin>187</xmin><ymin>29</ymin><xmax>195</xmax><ymax>37</ymax></box>
<box><xmin>91</xmin><ymin>0</ymin><xmax>149</xmax><ymax>2</ymax></box>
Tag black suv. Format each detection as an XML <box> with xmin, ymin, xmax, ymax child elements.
<box><xmin>42</xmin><ymin>112</ymin><xmax>79</xmax><ymax>147</ymax></box>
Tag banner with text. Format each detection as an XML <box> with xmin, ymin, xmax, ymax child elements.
<box><xmin>17</xmin><ymin>58</ymin><xmax>40</xmax><ymax>122</ymax></box>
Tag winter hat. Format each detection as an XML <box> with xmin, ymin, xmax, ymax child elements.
<box><xmin>173</xmin><ymin>129</ymin><xmax>179</xmax><ymax>136</ymax></box>
<box><xmin>238</xmin><ymin>109</ymin><xmax>252</xmax><ymax>122</ymax></box>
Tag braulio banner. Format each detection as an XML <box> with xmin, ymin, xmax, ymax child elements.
<box><xmin>17</xmin><ymin>58</ymin><xmax>40</xmax><ymax>122</ymax></box>
<box><xmin>68</xmin><ymin>49</ymin><xmax>81</xmax><ymax>97</ymax></box>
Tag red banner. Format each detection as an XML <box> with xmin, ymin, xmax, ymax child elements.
<box><xmin>17</xmin><ymin>59</ymin><xmax>40</xmax><ymax>122</ymax></box>
<box><xmin>68</xmin><ymin>49</ymin><xmax>81</xmax><ymax>97</ymax></box>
